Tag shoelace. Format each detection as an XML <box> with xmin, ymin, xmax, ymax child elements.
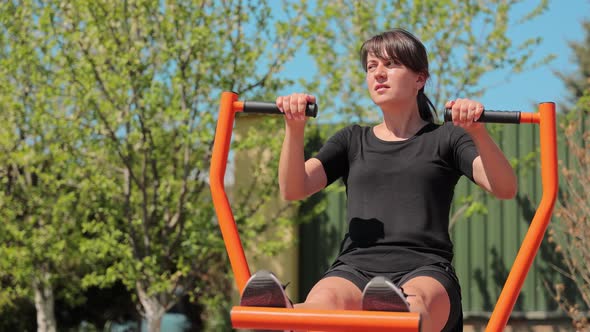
<box><xmin>400</xmin><ymin>286</ymin><xmax>410</xmax><ymax>299</ymax></box>
<box><xmin>281</xmin><ymin>282</ymin><xmax>294</xmax><ymax>307</ymax></box>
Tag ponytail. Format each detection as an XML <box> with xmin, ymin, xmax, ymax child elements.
<box><xmin>417</xmin><ymin>88</ymin><xmax>437</xmax><ymax>123</ymax></box>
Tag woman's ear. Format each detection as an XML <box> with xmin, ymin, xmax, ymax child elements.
<box><xmin>416</xmin><ymin>73</ymin><xmax>426</xmax><ymax>90</ymax></box>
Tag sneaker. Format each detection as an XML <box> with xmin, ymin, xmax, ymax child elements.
<box><xmin>362</xmin><ymin>276</ymin><xmax>410</xmax><ymax>312</ymax></box>
<box><xmin>240</xmin><ymin>270</ymin><xmax>293</xmax><ymax>332</ymax></box>
<box><xmin>240</xmin><ymin>270</ymin><xmax>293</xmax><ymax>308</ymax></box>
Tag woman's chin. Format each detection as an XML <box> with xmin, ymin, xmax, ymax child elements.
<box><xmin>371</xmin><ymin>95</ymin><xmax>394</xmax><ymax>106</ymax></box>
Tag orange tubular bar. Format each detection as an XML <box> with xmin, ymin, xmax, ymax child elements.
<box><xmin>233</xmin><ymin>101</ymin><xmax>244</xmax><ymax>111</ymax></box>
<box><xmin>232</xmin><ymin>307</ymin><xmax>421</xmax><ymax>332</ymax></box>
<box><xmin>519</xmin><ymin>111</ymin><xmax>540</xmax><ymax>124</ymax></box>
<box><xmin>210</xmin><ymin>91</ymin><xmax>251</xmax><ymax>293</ymax></box>
<box><xmin>212</xmin><ymin>92</ymin><xmax>556</xmax><ymax>331</ymax></box>
<box><xmin>487</xmin><ymin>103</ymin><xmax>558</xmax><ymax>331</ymax></box>
<box><xmin>211</xmin><ymin>92</ymin><xmax>421</xmax><ymax>331</ymax></box>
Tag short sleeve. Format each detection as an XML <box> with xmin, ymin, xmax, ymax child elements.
<box><xmin>448</xmin><ymin>124</ymin><xmax>479</xmax><ymax>182</ymax></box>
<box><xmin>313</xmin><ymin>126</ymin><xmax>352</xmax><ymax>186</ymax></box>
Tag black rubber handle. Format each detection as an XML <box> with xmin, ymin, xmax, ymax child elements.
<box><xmin>243</xmin><ymin>101</ymin><xmax>318</xmax><ymax>118</ymax></box>
<box><xmin>444</xmin><ymin>109</ymin><xmax>521</xmax><ymax>124</ymax></box>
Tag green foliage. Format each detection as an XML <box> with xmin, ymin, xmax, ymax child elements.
<box><xmin>555</xmin><ymin>19</ymin><xmax>590</xmax><ymax>113</ymax></box>
<box><xmin>550</xmin><ymin>17</ymin><xmax>590</xmax><ymax>330</ymax></box>
<box><xmin>0</xmin><ymin>0</ymin><xmax>558</xmax><ymax>329</ymax></box>
<box><xmin>551</xmin><ymin>90</ymin><xmax>590</xmax><ymax>330</ymax></box>
<box><xmin>199</xmin><ymin>292</ymin><xmax>232</xmax><ymax>332</ymax></box>
<box><xmin>448</xmin><ymin>193</ymin><xmax>488</xmax><ymax>230</ymax></box>
<box><xmin>0</xmin><ymin>0</ymin><xmax>92</xmax><ymax>315</ymax></box>
<box><xmin>299</xmin><ymin>0</ymin><xmax>552</xmax><ymax>123</ymax></box>
<box><xmin>0</xmin><ymin>0</ymin><xmax>311</xmax><ymax>328</ymax></box>
<box><xmin>54</xmin><ymin>0</ymin><xmax>309</xmax><ymax>319</ymax></box>
<box><xmin>232</xmin><ymin>116</ymin><xmax>296</xmax><ymax>257</ymax></box>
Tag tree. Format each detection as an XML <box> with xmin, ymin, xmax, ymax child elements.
<box><xmin>550</xmin><ymin>18</ymin><xmax>590</xmax><ymax>332</ymax></box>
<box><xmin>0</xmin><ymin>4</ymin><xmax>96</xmax><ymax>331</ymax></box>
<box><xmin>300</xmin><ymin>0</ymin><xmax>552</xmax><ymax>121</ymax></box>
<box><xmin>550</xmin><ymin>91</ymin><xmax>590</xmax><ymax>331</ymax></box>
<box><xmin>1</xmin><ymin>1</ymin><xmax>311</xmax><ymax>331</ymax></box>
<box><xmin>52</xmin><ymin>0</ymin><xmax>311</xmax><ymax>330</ymax></box>
<box><xmin>0</xmin><ymin>1</ymin><xmax>557</xmax><ymax>330</ymax></box>
<box><xmin>555</xmin><ymin>20</ymin><xmax>590</xmax><ymax>113</ymax></box>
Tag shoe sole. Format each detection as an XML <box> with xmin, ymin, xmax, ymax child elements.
<box><xmin>362</xmin><ymin>276</ymin><xmax>410</xmax><ymax>312</ymax></box>
<box><xmin>240</xmin><ymin>270</ymin><xmax>293</xmax><ymax>308</ymax></box>
<box><xmin>240</xmin><ymin>270</ymin><xmax>293</xmax><ymax>332</ymax></box>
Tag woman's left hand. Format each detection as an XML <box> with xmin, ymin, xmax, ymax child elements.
<box><xmin>445</xmin><ymin>98</ymin><xmax>485</xmax><ymax>132</ymax></box>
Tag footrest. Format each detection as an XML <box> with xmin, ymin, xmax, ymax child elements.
<box><xmin>231</xmin><ymin>306</ymin><xmax>421</xmax><ymax>332</ymax></box>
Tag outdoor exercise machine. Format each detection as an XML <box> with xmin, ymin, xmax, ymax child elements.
<box><xmin>209</xmin><ymin>91</ymin><xmax>557</xmax><ymax>331</ymax></box>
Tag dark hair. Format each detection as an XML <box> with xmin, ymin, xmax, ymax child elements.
<box><xmin>360</xmin><ymin>28</ymin><xmax>437</xmax><ymax>122</ymax></box>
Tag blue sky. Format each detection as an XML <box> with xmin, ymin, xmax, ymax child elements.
<box><xmin>478</xmin><ymin>0</ymin><xmax>590</xmax><ymax>112</ymax></box>
<box><xmin>275</xmin><ymin>1</ymin><xmax>589</xmax><ymax>114</ymax></box>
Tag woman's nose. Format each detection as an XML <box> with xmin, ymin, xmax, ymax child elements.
<box><xmin>374</xmin><ymin>65</ymin><xmax>387</xmax><ymax>80</ymax></box>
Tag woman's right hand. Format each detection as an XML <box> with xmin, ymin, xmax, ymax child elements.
<box><xmin>276</xmin><ymin>93</ymin><xmax>316</xmax><ymax>123</ymax></box>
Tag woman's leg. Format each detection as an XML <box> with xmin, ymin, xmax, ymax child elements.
<box><xmin>293</xmin><ymin>276</ymin><xmax>363</xmax><ymax>332</ymax></box>
<box><xmin>295</xmin><ymin>276</ymin><xmax>362</xmax><ymax>310</ymax></box>
<box><xmin>400</xmin><ymin>276</ymin><xmax>451</xmax><ymax>332</ymax></box>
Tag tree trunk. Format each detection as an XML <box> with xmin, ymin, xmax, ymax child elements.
<box><xmin>137</xmin><ymin>283</ymin><xmax>166</xmax><ymax>332</ymax></box>
<box><xmin>145</xmin><ymin>314</ymin><xmax>164</xmax><ymax>332</ymax></box>
<box><xmin>32</xmin><ymin>272</ymin><xmax>57</xmax><ymax>332</ymax></box>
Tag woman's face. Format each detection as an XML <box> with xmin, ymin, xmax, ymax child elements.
<box><xmin>365</xmin><ymin>52</ymin><xmax>424</xmax><ymax>107</ymax></box>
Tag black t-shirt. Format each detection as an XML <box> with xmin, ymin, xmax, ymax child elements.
<box><xmin>314</xmin><ymin>122</ymin><xmax>479</xmax><ymax>272</ymax></box>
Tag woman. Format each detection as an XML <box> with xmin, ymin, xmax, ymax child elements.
<box><xmin>240</xmin><ymin>28</ymin><xmax>517</xmax><ymax>332</ymax></box>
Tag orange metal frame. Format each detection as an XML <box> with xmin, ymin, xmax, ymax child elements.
<box><xmin>209</xmin><ymin>91</ymin><xmax>557</xmax><ymax>332</ymax></box>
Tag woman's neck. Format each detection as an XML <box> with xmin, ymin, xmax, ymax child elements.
<box><xmin>375</xmin><ymin>103</ymin><xmax>428</xmax><ymax>140</ymax></box>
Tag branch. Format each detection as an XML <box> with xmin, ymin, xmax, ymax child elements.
<box><xmin>61</xmin><ymin>14</ymin><xmax>146</xmax><ymax>258</ymax></box>
<box><xmin>237</xmin><ymin>0</ymin><xmax>306</xmax><ymax>94</ymax></box>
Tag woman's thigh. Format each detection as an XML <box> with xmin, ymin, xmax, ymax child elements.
<box><xmin>295</xmin><ymin>276</ymin><xmax>362</xmax><ymax>310</ymax></box>
<box><xmin>398</xmin><ymin>263</ymin><xmax>462</xmax><ymax>332</ymax></box>
<box><xmin>401</xmin><ymin>276</ymin><xmax>450</xmax><ymax>331</ymax></box>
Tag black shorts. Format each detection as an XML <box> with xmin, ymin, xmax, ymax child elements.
<box><xmin>323</xmin><ymin>260</ymin><xmax>463</xmax><ymax>332</ymax></box>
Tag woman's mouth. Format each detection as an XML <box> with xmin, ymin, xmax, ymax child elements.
<box><xmin>374</xmin><ymin>84</ymin><xmax>389</xmax><ymax>92</ymax></box>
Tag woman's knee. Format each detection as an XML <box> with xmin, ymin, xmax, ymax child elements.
<box><xmin>305</xmin><ymin>288</ymin><xmax>340</xmax><ymax>306</ymax></box>
<box><xmin>303</xmin><ymin>277</ymin><xmax>362</xmax><ymax>310</ymax></box>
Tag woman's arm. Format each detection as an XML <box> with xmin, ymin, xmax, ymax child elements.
<box><xmin>447</xmin><ymin>99</ymin><xmax>517</xmax><ymax>199</ymax></box>
<box><xmin>469</xmin><ymin>128</ymin><xmax>518</xmax><ymax>199</ymax></box>
<box><xmin>277</xmin><ymin>93</ymin><xmax>327</xmax><ymax>201</ymax></box>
